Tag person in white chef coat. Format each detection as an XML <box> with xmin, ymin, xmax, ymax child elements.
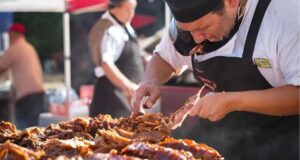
<box><xmin>131</xmin><ymin>0</ymin><xmax>300</xmax><ymax>159</ymax></box>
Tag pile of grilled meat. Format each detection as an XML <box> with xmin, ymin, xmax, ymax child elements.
<box><xmin>0</xmin><ymin>113</ymin><xmax>223</xmax><ymax>160</ymax></box>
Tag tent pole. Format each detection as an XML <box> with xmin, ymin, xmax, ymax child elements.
<box><xmin>63</xmin><ymin>12</ymin><xmax>71</xmax><ymax>113</ymax></box>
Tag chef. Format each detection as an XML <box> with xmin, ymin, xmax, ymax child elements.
<box><xmin>131</xmin><ymin>0</ymin><xmax>299</xmax><ymax>159</ymax></box>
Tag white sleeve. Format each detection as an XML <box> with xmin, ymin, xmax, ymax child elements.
<box><xmin>278</xmin><ymin>28</ymin><xmax>300</xmax><ymax>86</ymax></box>
<box><xmin>153</xmin><ymin>29</ymin><xmax>192</xmax><ymax>75</ymax></box>
<box><xmin>101</xmin><ymin>31</ymin><xmax>123</xmax><ymax>64</ymax></box>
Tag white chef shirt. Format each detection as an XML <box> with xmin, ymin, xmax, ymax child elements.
<box><xmin>94</xmin><ymin>11</ymin><xmax>136</xmax><ymax>77</ymax></box>
<box><xmin>154</xmin><ymin>0</ymin><xmax>300</xmax><ymax>87</ymax></box>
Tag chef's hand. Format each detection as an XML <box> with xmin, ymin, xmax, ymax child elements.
<box><xmin>131</xmin><ymin>81</ymin><xmax>160</xmax><ymax>113</ymax></box>
<box><xmin>189</xmin><ymin>92</ymin><xmax>236</xmax><ymax>121</ymax></box>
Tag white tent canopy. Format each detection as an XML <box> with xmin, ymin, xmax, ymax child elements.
<box><xmin>0</xmin><ymin>0</ymin><xmax>108</xmax><ymax>94</ymax></box>
<box><xmin>0</xmin><ymin>0</ymin><xmax>65</xmax><ymax>12</ymax></box>
<box><xmin>0</xmin><ymin>0</ymin><xmax>170</xmax><ymax>93</ymax></box>
<box><xmin>0</xmin><ymin>2</ymin><xmax>72</xmax><ymax>95</ymax></box>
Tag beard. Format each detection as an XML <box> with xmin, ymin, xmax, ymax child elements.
<box><xmin>203</xmin><ymin>15</ymin><xmax>236</xmax><ymax>44</ymax></box>
<box><xmin>207</xmin><ymin>36</ymin><xmax>224</xmax><ymax>42</ymax></box>
<box><xmin>198</xmin><ymin>15</ymin><xmax>239</xmax><ymax>54</ymax></box>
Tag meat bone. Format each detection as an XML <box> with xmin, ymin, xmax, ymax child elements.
<box><xmin>166</xmin><ymin>85</ymin><xmax>209</xmax><ymax>130</ymax></box>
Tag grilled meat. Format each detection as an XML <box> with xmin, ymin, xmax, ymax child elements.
<box><xmin>0</xmin><ymin>121</ymin><xmax>20</xmax><ymax>143</ymax></box>
<box><xmin>18</xmin><ymin>127</ymin><xmax>46</xmax><ymax>150</ymax></box>
<box><xmin>0</xmin><ymin>141</ymin><xmax>44</xmax><ymax>160</ymax></box>
<box><xmin>122</xmin><ymin>142</ymin><xmax>194</xmax><ymax>160</ymax></box>
<box><xmin>159</xmin><ymin>137</ymin><xmax>223</xmax><ymax>160</ymax></box>
<box><xmin>44</xmin><ymin>138</ymin><xmax>94</xmax><ymax>159</ymax></box>
<box><xmin>88</xmin><ymin>150</ymin><xmax>142</xmax><ymax>160</ymax></box>
<box><xmin>0</xmin><ymin>114</ymin><xmax>223</xmax><ymax>160</ymax></box>
<box><xmin>94</xmin><ymin>129</ymin><xmax>131</xmax><ymax>153</ymax></box>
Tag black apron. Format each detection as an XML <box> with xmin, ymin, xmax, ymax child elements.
<box><xmin>90</xmin><ymin>29</ymin><xmax>144</xmax><ymax>118</ymax></box>
<box><xmin>181</xmin><ymin>0</ymin><xmax>299</xmax><ymax>159</ymax></box>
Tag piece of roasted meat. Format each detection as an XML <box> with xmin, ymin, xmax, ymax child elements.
<box><xmin>159</xmin><ymin>137</ymin><xmax>223</xmax><ymax>160</ymax></box>
<box><xmin>46</xmin><ymin>129</ymin><xmax>94</xmax><ymax>141</ymax></box>
<box><xmin>117</xmin><ymin>113</ymin><xmax>171</xmax><ymax>143</ymax></box>
<box><xmin>0</xmin><ymin>121</ymin><xmax>20</xmax><ymax>143</ymax></box>
<box><xmin>88</xmin><ymin>114</ymin><xmax>119</xmax><ymax>136</ymax></box>
<box><xmin>122</xmin><ymin>142</ymin><xmax>195</xmax><ymax>160</ymax></box>
<box><xmin>59</xmin><ymin>117</ymin><xmax>90</xmax><ymax>133</ymax></box>
<box><xmin>93</xmin><ymin>129</ymin><xmax>131</xmax><ymax>153</ymax></box>
<box><xmin>17</xmin><ymin>127</ymin><xmax>46</xmax><ymax>151</ymax></box>
<box><xmin>0</xmin><ymin>141</ymin><xmax>44</xmax><ymax>160</ymax></box>
<box><xmin>45</xmin><ymin>118</ymin><xmax>94</xmax><ymax>141</ymax></box>
<box><xmin>87</xmin><ymin>150</ymin><xmax>142</xmax><ymax>160</ymax></box>
<box><xmin>44</xmin><ymin>137</ymin><xmax>94</xmax><ymax>159</ymax></box>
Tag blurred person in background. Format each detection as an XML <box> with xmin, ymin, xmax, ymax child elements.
<box><xmin>88</xmin><ymin>0</ymin><xmax>144</xmax><ymax>117</ymax></box>
<box><xmin>0</xmin><ymin>23</ymin><xmax>46</xmax><ymax>129</ymax></box>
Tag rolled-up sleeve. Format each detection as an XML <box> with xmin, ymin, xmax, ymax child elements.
<box><xmin>101</xmin><ymin>32</ymin><xmax>119</xmax><ymax>64</ymax></box>
<box><xmin>278</xmin><ymin>28</ymin><xmax>300</xmax><ymax>86</ymax></box>
<box><xmin>153</xmin><ymin>29</ymin><xmax>191</xmax><ymax>75</ymax></box>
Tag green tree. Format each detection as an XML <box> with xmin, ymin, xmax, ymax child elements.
<box><xmin>14</xmin><ymin>13</ymin><xmax>63</xmax><ymax>64</ymax></box>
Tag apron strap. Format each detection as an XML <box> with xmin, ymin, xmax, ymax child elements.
<box><xmin>243</xmin><ymin>0</ymin><xmax>272</xmax><ymax>58</ymax></box>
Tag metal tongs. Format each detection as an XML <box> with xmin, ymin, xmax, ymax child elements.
<box><xmin>167</xmin><ymin>85</ymin><xmax>207</xmax><ymax>130</ymax></box>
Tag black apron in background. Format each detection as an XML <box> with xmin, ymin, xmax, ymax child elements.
<box><xmin>90</xmin><ymin>29</ymin><xmax>144</xmax><ymax>118</ymax></box>
<box><xmin>15</xmin><ymin>92</ymin><xmax>46</xmax><ymax>129</ymax></box>
<box><xmin>183</xmin><ymin>0</ymin><xmax>299</xmax><ymax>159</ymax></box>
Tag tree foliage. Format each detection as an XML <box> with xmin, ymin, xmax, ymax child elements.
<box><xmin>14</xmin><ymin>13</ymin><xmax>63</xmax><ymax>63</ymax></box>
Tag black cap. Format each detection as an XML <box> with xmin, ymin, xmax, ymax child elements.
<box><xmin>165</xmin><ymin>0</ymin><xmax>222</xmax><ymax>23</ymax></box>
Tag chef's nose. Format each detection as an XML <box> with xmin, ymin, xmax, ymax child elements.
<box><xmin>190</xmin><ymin>30</ymin><xmax>206</xmax><ymax>44</ymax></box>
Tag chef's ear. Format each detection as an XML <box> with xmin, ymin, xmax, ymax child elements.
<box><xmin>225</xmin><ymin>0</ymin><xmax>239</xmax><ymax>8</ymax></box>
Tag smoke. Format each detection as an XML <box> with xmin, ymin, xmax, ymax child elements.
<box><xmin>171</xmin><ymin>113</ymin><xmax>299</xmax><ymax>160</ymax></box>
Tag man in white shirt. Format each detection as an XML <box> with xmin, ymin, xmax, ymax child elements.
<box><xmin>131</xmin><ymin>0</ymin><xmax>299</xmax><ymax>159</ymax></box>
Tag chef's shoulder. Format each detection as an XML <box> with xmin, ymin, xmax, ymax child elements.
<box><xmin>106</xmin><ymin>24</ymin><xmax>127</xmax><ymax>42</ymax></box>
<box><xmin>94</xmin><ymin>18</ymin><xmax>128</xmax><ymax>43</ymax></box>
<box><xmin>88</xmin><ymin>19</ymin><xmax>114</xmax><ymax>42</ymax></box>
<box><xmin>269</xmin><ymin>0</ymin><xmax>299</xmax><ymax>28</ymax></box>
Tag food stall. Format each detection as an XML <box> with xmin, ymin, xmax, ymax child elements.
<box><xmin>0</xmin><ymin>1</ymin><xmax>224</xmax><ymax>159</ymax></box>
<box><xmin>0</xmin><ymin>0</ymin><xmax>109</xmax><ymax>95</ymax></box>
<box><xmin>0</xmin><ymin>0</ymin><xmax>109</xmax><ymax>125</ymax></box>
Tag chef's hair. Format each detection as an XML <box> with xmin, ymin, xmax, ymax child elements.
<box><xmin>109</xmin><ymin>0</ymin><xmax>136</xmax><ymax>9</ymax></box>
<box><xmin>212</xmin><ymin>1</ymin><xmax>224</xmax><ymax>14</ymax></box>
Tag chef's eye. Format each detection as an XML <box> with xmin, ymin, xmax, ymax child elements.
<box><xmin>177</xmin><ymin>27</ymin><xmax>194</xmax><ymax>44</ymax></box>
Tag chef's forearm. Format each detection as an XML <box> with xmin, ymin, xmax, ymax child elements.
<box><xmin>234</xmin><ymin>85</ymin><xmax>299</xmax><ymax>116</ymax></box>
<box><xmin>143</xmin><ymin>54</ymin><xmax>175</xmax><ymax>86</ymax></box>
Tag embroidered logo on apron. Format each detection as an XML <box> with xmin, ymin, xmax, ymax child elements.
<box><xmin>254</xmin><ymin>58</ymin><xmax>272</xmax><ymax>68</ymax></box>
